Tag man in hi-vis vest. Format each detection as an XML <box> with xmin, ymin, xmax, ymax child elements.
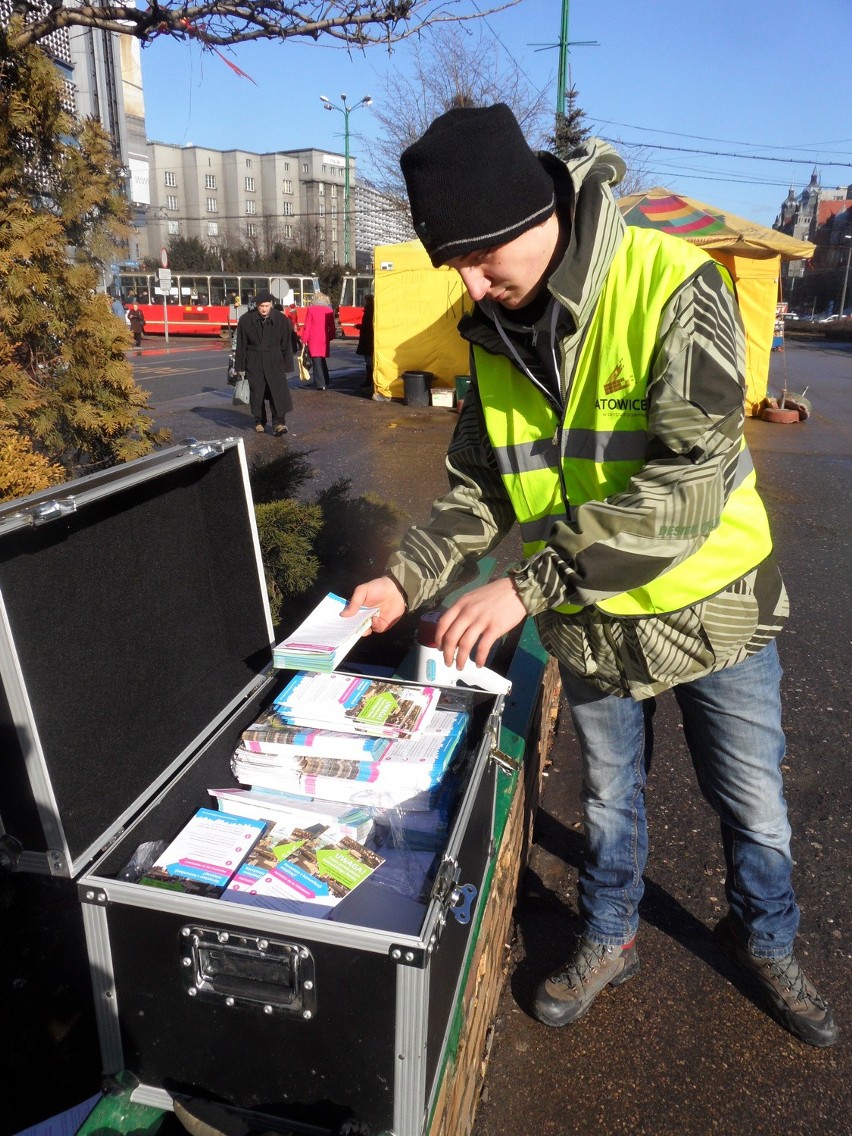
<box><xmin>344</xmin><ymin>104</ymin><xmax>836</xmax><ymax>1047</ymax></box>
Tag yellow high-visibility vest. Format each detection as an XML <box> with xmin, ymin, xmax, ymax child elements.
<box><xmin>476</xmin><ymin>227</ymin><xmax>773</xmax><ymax>616</ymax></box>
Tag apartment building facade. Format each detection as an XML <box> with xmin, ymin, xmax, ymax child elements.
<box><xmin>144</xmin><ymin>142</ymin><xmax>372</xmax><ymax>266</ymax></box>
<box><xmin>354</xmin><ymin>181</ymin><xmax>416</xmax><ymax>269</ymax></box>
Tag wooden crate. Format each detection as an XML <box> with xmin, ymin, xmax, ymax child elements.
<box><xmin>427</xmin><ymin>653</ymin><xmax>561</xmax><ymax>1136</ymax></box>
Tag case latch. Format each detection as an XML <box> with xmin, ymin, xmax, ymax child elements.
<box><xmin>485</xmin><ymin>717</ymin><xmax>520</xmax><ymax>776</ymax></box>
<box><xmin>432</xmin><ymin>857</ymin><xmax>478</xmax><ymax>926</ymax></box>
<box><xmin>185</xmin><ymin>440</ymin><xmax>227</xmax><ymax>460</ymax></box>
<box><xmin>21</xmin><ymin>498</ymin><xmax>78</xmax><ymax>526</ymax></box>
<box><xmin>180</xmin><ymin>925</ymin><xmax>317</xmax><ymax>1019</ymax></box>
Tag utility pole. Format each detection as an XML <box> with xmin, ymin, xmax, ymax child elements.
<box><xmin>555</xmin><ymin>0</ymin><xmax>598</xmax><ymax>113</ymax></box>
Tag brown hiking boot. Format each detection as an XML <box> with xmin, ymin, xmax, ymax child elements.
<box><xmin>714</xmin><ymin>914</ymin><xmax>838</xmax><ymax>1047</ymax></box>
<box><xmin>533</xmin><ymin>934</ymin><xmax>640</xmax><ymax>1028</ymax></box>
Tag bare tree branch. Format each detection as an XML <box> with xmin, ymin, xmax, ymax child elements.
<box><xmin>7</xmin><ymin>1</ymin><xmax>521</xmax><ymax>51</ymax></box>
<box><xmin>367</xmin><ymin>25</ymin><xmax>552</xmax><ymax>201</ymax></box>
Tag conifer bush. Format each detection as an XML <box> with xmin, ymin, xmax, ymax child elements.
<box><xmin>0</xmin><ymin>26</ymin><xmax>168</xmax><ymax>498</ymax></box>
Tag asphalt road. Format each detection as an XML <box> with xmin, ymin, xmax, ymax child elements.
<box><xmin>2</xmin><ymin>337</ymin><xmax>849</xmax><ymax>1136</ymax></box>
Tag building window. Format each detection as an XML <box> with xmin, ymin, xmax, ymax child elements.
<box><xmin>245</xmin><ymin>176</ymin><xmax>255</xmax><ymax>192</ymax></box>
<box><xmin>167</xmin><ymin>220</ymin><xmax>180</xmax><ymax>235</ymax></box>
<box><xmin>284</xmin><ymin>224</ymin><xmax>292</xmax><ymax>238</ymax></box>
<box><xmin>318</xmin><ymin>182</ymin><xmax>325</xmax><ymax>196</ymax></box>
<box><xmin>204</xmin><ymin>174</ymin><xmax>216</xmax><ymax>190</ymax></box>
<box><xmin>206</xmin><ymin>198</ymin><xmax>218</xmax><ymax>212</ymax></box>
<box><xmin>282</xmin><ymin>179</ymin><xmax>292</xmax><ymax>194</ymax></box>
<box><xmin>331</xmin><ymin>184</ymin><xmax>337</xmax><ymax>198</ymax></box>
<box><xmin>245</xmin><ymin>200</ymin><xmax>256</xmax><ymax>214</ymax></box>
<box><xmin>246</xmin><ymin>158</ymin><xmax>252</xmax><ymax>168</ymax></box>
<box><xmin>166</xmin><ymin>194</ymin><xmax>178</xmax><ymax>210</ymax></box>
<box><xmin>207</xmin><ymin>221</ymin><xmax>219</xmax><ymax>236</ymax></box>
<box><xmin>164</xmin><ymin>171</ymin><xmax>176</xmax><ymax>187</ymax></box>
<box><xmin>246</xmin><ymin>223</ymin><xmax>256</xmax><ymax>238</ymax></box>
<box><xmin>283</xmin><ymin>201</ymin><xmax>293</xmax><ymax>216</ymax></box>
<box><xmin>283</xmin><ymin>161</ymin><xmax>289</xmax><ymax>171</ymax></box>
<box><xmin>302</xmin><ymin>163</ymin><xmax>309</xmax><ymax>174</ymax></box>
<box><xmin>319</xmin><ymin>204</ymin><xmax>325</xmax><ymax>216</ymax></box>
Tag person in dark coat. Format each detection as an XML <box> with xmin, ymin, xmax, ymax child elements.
<box><xmin>355</xmin><ymin>292</ymin><xmax>375</xmax><ymax>391</ymax></box>
<box><xmin>234</xmin><ymin>290</ymin><xmax>296</xmax><ymax>435</ymax></box>
<box><xmin>128</xmin><ymin>303</ymin><xmax>146</xmax><ymax>348</ymax></box>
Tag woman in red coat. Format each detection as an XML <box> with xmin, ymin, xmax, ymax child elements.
<box><xmin>301</xmin><ymin>293</ymin><xmax>336</xmax><ymax>390</ymax></box>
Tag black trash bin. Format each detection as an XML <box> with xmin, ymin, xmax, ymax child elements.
<box><xmin>402</xmin><ymin>370</ymin><xmax>433</xmax><ymax>407</ymax></box>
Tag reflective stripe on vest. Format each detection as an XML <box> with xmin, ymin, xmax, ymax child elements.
<box><xmin>476</xmin><ymin>227</ymin><xmax>773</xmax><ymax>617</ymax></box>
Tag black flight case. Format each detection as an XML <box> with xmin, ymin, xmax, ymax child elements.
<box><xmin>0</xmin><ymin>438</ymin><xmax>536</xmax><ymax>1136</ymax></box>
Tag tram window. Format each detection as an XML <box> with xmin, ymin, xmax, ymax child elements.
<box><xmin>243</xmin><ymin>277</ymin><xmax>270</xmax><ymax>306</ymax></box>
<box><xmin>208</xmin><ymin>277</ymin><xmax>228</xmax><ymax>305</ymax></box>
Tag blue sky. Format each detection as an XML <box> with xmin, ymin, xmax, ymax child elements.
<box><xmin>139</xmin><ymin>0</ymin><xmax>851</xmax><ymax>229</ymax></box>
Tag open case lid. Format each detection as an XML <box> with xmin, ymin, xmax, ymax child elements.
<box><xmin>0</xmin><ymin>439</ymin><xmax>274</xmax><ymax>876</ymax></box>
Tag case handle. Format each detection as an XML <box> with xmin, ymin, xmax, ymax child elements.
<box><xmin>180</xmin><ymin>925</ymin><xmax>317</xmax><ymax>1019</ymax></box>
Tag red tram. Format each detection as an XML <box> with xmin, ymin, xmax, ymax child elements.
<box><xmin>337</xmin><ymin>273</ymin><xmax>373</xmax><ymax>338</ymax></box>
<box><xmin>114</xmin><ymin>271</ymin><xmax>321</xmax><ymax>337</ymax></box>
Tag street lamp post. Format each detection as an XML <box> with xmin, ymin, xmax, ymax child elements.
<box><xmin>319</xmin><ymin>94</ymin><xmax>372</xmax><ymax>267</ymax></box>
<box><xmin>838</xmin><ymin>233</ymin><xmax>852</xmax><ymax>319</ymax></box>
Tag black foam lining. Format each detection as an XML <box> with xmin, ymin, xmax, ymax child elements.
<box><xmin>0</xmin><ymin>445</ymin><xmax>272</xmax><ymax>862</ymax></box>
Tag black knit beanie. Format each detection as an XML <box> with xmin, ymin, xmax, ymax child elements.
<box><xmin>400</xmin><ymin>103</ymin><xmax>555</xmax><ymax>267</ymax></box>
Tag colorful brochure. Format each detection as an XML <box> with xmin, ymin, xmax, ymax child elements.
<box><xmin>273</xmin><ymin>671</ymin><xmax>440</xmax><ymax>740</ymax></box>
<box><xmin>221</xmin><ymin>823</ymin><xmax>384</xmax><ymax>917</ymax></box>
<box><xmin>139</xmin><ymin>808</ymin><xmax>266</xmax><ymax>898</ymax></box>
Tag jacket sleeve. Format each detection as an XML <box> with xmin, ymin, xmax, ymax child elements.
<box><xmin>509</xmin><ymin>262</ymin><xmax>749</xmax><ymax>614</ymax></box>
<box><xmin>386</xmin><ymin>386</ymin><xmax>517</xmax><ymax>610</ymax></box>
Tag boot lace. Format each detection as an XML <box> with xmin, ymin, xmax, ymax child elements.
<box><xmin>551</xmin><ymin>938</ymin><xmax>608</xmax><ymax>990</ymax></box>
<box><xmin>763</xmin><ymin>954</ymin><xmax>827</xmax><ymax>1011</ymax></box>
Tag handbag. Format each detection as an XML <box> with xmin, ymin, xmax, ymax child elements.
<box><xmin>232</xmin><ymin>375</ymin><xmax>250</xmax><ymax>406</ymax></box>
<box><xmin>297</xmin><ymin>346</ymin><xmax>311</xmax><ymax>385</ymax></box>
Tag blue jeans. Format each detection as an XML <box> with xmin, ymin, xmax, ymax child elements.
<box><xmin>560</xmin><ymin>641</ymin><xmax>798</xmax><ymax>959</ymax></box>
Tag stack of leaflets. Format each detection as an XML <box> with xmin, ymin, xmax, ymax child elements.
<box><xmin>272</xmin><ymin>671</ymin><xmax>441</xmax><ymax>740</ymax></box>
<box><xmin>239</xmin><ymin>705</ymin><xmax>393</xmax><ymax>762</ymax></box>
<box><xmin>272</xmin><ymin>592</ymin><xmax>380</xmax><ymax>672</ymax></box>
<box><xmin>207</xmin><ymin>786</ymin><xmax>374</xmax><ymax>844</ymax></box>
<box><xmin>230</xmin><ymin>708</ymin><xmax>468</xmax><ymax>809</ymax></box>
<box><xmin>138</xmin><ymin>808</ymin><xmax>267</xmax><ymax>898</ymax></box>
<box><xmin>222</xmin><ymin>822</ymin><xmax>384</xmax><ymax>917</ymax></box>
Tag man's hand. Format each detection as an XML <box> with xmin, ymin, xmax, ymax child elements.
<box><xmin>343</xmin><ymin>576</ymin><xmax>407</xmax><ymax>636</ymax></box>
<box><xmin>435</xmin><ymin>578</ymin><xmax>527</xmax><ymax>669</ymax></box>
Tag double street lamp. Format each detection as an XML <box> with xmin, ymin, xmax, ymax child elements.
<box><xmin>319</xmin><ymin>93</ymin><xmax>372</xmax><ymax>267</ymax></box>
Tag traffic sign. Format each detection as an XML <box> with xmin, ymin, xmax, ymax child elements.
<box><xmin>158</xmin><ymin>269</ymin><xmax>172</xmax><ymax>290</ymax></box>
<box><xmin>159</xmin><ymin>247</ymin><xmax>169</xmax><ymax>268</ymax></box>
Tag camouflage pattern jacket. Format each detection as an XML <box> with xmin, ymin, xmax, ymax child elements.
<box><xmin>387</xmin><ymin>139</ymin><xmax>787</xmax><ymax>699</ymax></box>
